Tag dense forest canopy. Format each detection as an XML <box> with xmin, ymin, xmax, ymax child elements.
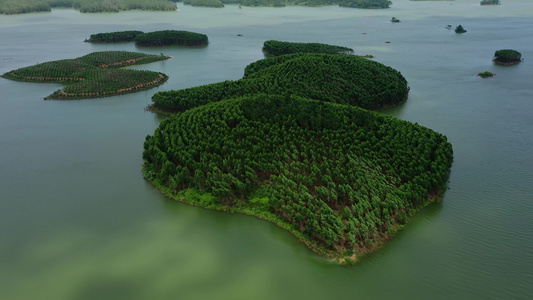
<box><xmin>143</xmin><ymin>93</ymin><xmax>453</xmax><ymax>262</ymax></box>
<box><xmin>1</xmin><ymin>51</ymin><xmax>170</xmax><ymax>99</ymax></box>
<box><xmin>134</xmin><ymin>30</ymin><xmax>209</xmax><ymax>47</ymax></box>
<box><xmin>493</xmin><ymin>49</ymin><xmax>522</xmax><ymax>65</ymax></box>
<box><xmin>151</xmin><ymin>53</ymin><xmax>409</xmax><ymax>113</ymax></box>
<box><xmin>263</xmin><ymin>40</ymin><xmax>354</xmax><ymax>56</ymax></box>
<box><xmin>85</xmin><ymin>31</ymin><xmax>145</xmax><ymax>43</ymax></box>
<box><xmin>184</xmin><ymin>0</ymin><xmax>225</xmax><ymax>7</ymax></box>
<box><xmin>0</xmin><ymin>0</ymin><xmax>177</xmax><ymax>14</ymax></box>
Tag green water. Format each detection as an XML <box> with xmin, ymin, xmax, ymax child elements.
<box><xmin>1</xmin><ymin>1</ymin><xmax>532</xmax><ymax>299</ymax></box>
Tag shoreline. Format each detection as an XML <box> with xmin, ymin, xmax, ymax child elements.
<box><xmin>142</xmin><ymin>164</ymin><xmax>444</xmax><ymax>265</ymax></box>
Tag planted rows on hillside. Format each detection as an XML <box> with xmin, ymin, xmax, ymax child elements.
<box><xmin>151</xmin><ymin>53</ymin><xmax>409</xmax><ymax>113</ymax></box>
<box><xmin>143</xmin><ymin>94</ymin><xmax>453</xmax><ymax>261</ymax></box>
<box><xmin>1</xmin><ymin>51</ymin><xmax>170</xmax><ymax>100</ymax></box>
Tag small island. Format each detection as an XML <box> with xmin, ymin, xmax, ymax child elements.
<box><xmin>493</xmin><ymin>49</ymin><xmax>522</xmax><ymax>65</ymax></box>
<box><xmin>134</xmin><ymin>30</ymin><xmax>209</xmax><ymax>47</ymax></box>
<box><xmin>143</xmin><ymin>48</ymin><xmax>453</xmax><ymax>264</ymax></box>
<box><xmin>2</xmin><ymin>51</ymin><xmax>170</xmax><ymax>100</ymax></box>
<box><xmin>480</xmin><ymin>0</ymin><xmax>500</xmax><ymax>5</ymax></box>
<box><xmin>262</xmin><ymin>40</ymin><xmax>354</xmax><ymax>57</ymax></box>
<box><xmin>477</xmin><ymin>71</ymin><xmax>495</xmax><ymax>78</ymax></box>
<box><xmin>455</xmin><ymin>25</ymin><xmax>467</xmax><ymax>33</ymax></box>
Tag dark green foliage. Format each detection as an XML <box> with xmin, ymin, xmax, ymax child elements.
<box><xmin>85</xmin><ymin>30</ymin><xmax>144</xmax><ymax>43</ymax></box>
<box><xmin>0</xmin><ymin>0</ymin><xmax>177</xmax><ymax>14</ymax></box>
<box><xmin>151</xmin><ymin>53</ymin><xmax>409</xmax><ymax>113</ymax></box>
<box><xmin>2</xmin><ymin>51</ymin><xmax>170</xmax><ymax>99</ymax></box>
<box><xmin>134</xmin><ymin>30</ymin><xmax>209</xmax><ymax>47</ymax></box>
<box><xmin>184</xmin><ymin>0</ymin><xmax>224</xmax><ymax>7</ymax></box>
<box><xmin>143</xmin><ymin>93</ymin><xmax>453</xmax><ymax>254</ymax></box>
<box><xmin>493</xmin><ymin>49</ymin><xmax>522</xmax><ymax>64</ymax></box>
<box><xmin>477</xmin><ymin>71</ymin><xmax>494</xmax><ymax>78</ymax></box>
<box><xmin>480</xmin><ymin>0</ymin><xmax>500</xmax><ymax>5</ymax></box>
<box><xmin>339</xmin><ymin>0</ymin><xmax>392</xmax><ymax>8</ymax></box>
<box><xmin>455</xmin><ymin>25</ymin><xmax>467</xmax><ymax>33</ymax></box>
<box><xmin>263</xmin><ymin>40</ymin><xmax>354</xmax><ymax>56</ymax></box>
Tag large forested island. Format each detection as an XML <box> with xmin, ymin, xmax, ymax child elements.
<box><xmin>2</xmin><ymin>51</ymin><xmax>170</xmax><ymax>99</ymax></box>
<box><xmin>143</xmin><ymin>52</ymin><xmax>453</xmax><ymax>263</ymax></box>
<box><xmin>0</xmin><ymin>0</ymin><xmax>178</xmax><ymax>14</ymax></box>
<box><xmin>150</xmin><ymin>53</ymin><xmax>409</xmax><ymax>113</ymax></box>
<box><xmin>263</xmin><ymin>40</ymin><xmax>354</xmax><ymax>56</ymax></box>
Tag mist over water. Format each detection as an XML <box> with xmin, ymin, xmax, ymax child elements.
<box><xmin>1</xmin><ymin>1</ymin><xmax>533</xmax><ymax>299</ymax></box>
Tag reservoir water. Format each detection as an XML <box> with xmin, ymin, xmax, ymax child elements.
<box><xmin>1</xmin><ymin>0</ymin><xmax>532</xmax><ymax>299</ymax></box>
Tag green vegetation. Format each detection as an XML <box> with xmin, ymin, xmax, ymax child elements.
<box><xmin>151</xmin><ymin>53</ymin><xmax>408</xmax><ymax>113</ymax></box>
<box><xmin>85</xmin><ymin>30</ymin><xmax>144</xmax><ymax>43</ymax></box>
<box><xmin>134</xmin><ymin>30</ymin><xmax>209</xmax><ymax>47</ymax></box>
<box><xmin>477</xmin><ymin>71</ymin><xmax>494</xmax><ymax>78</ymax></box>
<box><xmin>142</xmin><ymin>93</ymin><xmax>453</xmax><ymax>262</ymax></box>
<box><xmin>184</xmin><ymin>0</ymin><xmax>225</xmax><ymax>7</ymax></box>
<box><xmin>493</xmin><ymin>49</ymin><xmax>522</xmax><ymax>65</ymax></box>
<box><xmin>1</xmin><ymin>51</ymin><xmax>170</xmax><ymax>99</ymax></box>
<box><xmin>455</xmin><ymin>25</ymin><xmax>467</xmax><ymax>33</ymax></box>
<box><xmin>480</xmin><ymin>0</ymin><xmax>500</xmax><ymax>5</ymax></box>
<box><xmin>0</xmin><ymin>0</ymin><xmax>395</xmax><ymax>13</ymax></box>
<box><xmin>0</xmin><ymin>0</ymin><xmax>177</xmax><ymax>14</ymax></box>
<box><xmin>263</xmin><ymin>40</ymin><xmax>354</xmax><ymax>57</ymax></box>
<box><xmin>339</xmin><ymin>0</ymin><xmax>392</xmax><ymax>8</ymax></box>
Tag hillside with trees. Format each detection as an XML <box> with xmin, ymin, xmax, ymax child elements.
<box><xmin>142</xmin><ymin>93</ymin><xmax>453</xmax><ymax>263</ymax></box>
<box><xmin>150</xmin><ymin>53</ymin><xmax>409</xmax><ymax>113</ymax></box>
<box><xmin>2</xmin><ymin>51</ymin><xmax>170</xmax><ymax>99</ymax></box>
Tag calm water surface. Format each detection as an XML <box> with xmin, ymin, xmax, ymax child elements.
<box><xmin>1</xmin><ymin>1</ymin><xmax>532</xmax><ymax>299</ymax></box>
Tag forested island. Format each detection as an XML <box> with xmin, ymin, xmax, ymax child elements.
<box><xmin>150</xmin><ymin>53</ymin><xmax>408</xmax><ymax>113</ymax></box>
<box><xmin>480</xmin><ymin>0</ymin><xmax>500</xmax><ymax>5</ymax></box>
<box><xmin>263</xmin><ymin>40</ymin><xmax>354</xmax><ymax>56</ymax></box>
<box><xmin>144</xmin><ymin>51</ymin><xmax>453</xmax><ymax>263</ymax></box>
<box><xmin>85</xmin><ymin>31</ymin><xmax>144</xmax><ymax>43</ymax></box>
<box><xmin>134</xmin><ymin>30</ymin><xmax>209</xmax><ymax>47</ymax></box>
<box><xmin>85</xmin><ymin>30</ymin><xmax>208</xmax><ymax>47</ymax></box>
<box><xmin>0</xmin><ymin>0</ymin><xmax>178</xmax><ymax>14</ymax></box>
<box><xmin>493</xmin><ymin>49</ymin><xmax>522</xmax><ymax>65</ymax></box>
<box><xmin>2</xmin><ymin>51</ymin><xmax>170</xmax><ymax>99</ymax></box>
<box><xmin>455</xmin><ymin>25</ymin><xmax>467</xmax><ymax>33</ymax></box>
